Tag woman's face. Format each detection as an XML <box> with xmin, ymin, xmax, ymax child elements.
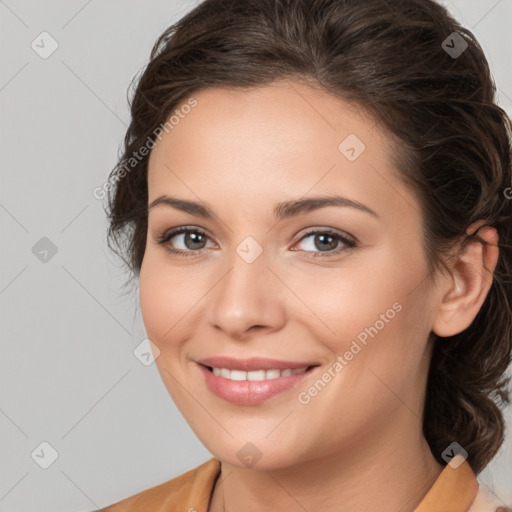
<box><xmin>140</xmin><ymin>80</ymin><xmax>443</xmax><ymax>469</ymax></box>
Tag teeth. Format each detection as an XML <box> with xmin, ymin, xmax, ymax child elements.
<box><xmin>211</xmin><ymin>366</ymin><xmax>309</xmax><ymax>381</ymax></box>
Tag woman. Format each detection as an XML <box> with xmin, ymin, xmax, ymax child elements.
<box><xmin>99</xmin><ymin>0</ymin><xmax>512</xmax><ymax>510</ymax></box>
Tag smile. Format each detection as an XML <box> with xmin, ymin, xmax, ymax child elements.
<box><xmin>197</xmin><ymin>362</ymin><xmax>319</xmax><ymax>405</ymax></box>
<box><xmin>208</xmin><ymin>366</ymin><xmax>310</xmax><ymax>381</ymax></box>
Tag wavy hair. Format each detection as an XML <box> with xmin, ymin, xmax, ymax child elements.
<box><xmin>106</xmin><ymin>0</ymin><xmax>512</xmax><ymax>477</ymax></box>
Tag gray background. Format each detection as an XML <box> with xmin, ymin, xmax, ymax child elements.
<box><xmin>1</xmin><ymin>1</ymin><xmax>511</xmax><ymax>510</ymax></box>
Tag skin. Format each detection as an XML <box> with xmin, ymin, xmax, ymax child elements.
<box><xmin>139</xmin><ymin>79</ymin><xmax>499</xmax><ymax>512</ymax></box>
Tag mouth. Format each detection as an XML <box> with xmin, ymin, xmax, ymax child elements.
<box><xmin>195</xmin><ymin>357</ymin><xmax>321</xmax><ymax>405</ymax></box>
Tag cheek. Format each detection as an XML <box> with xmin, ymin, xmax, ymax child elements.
<box><xmin>295</xmin><ymin>247</ymin><xmax>432</xmax><ymax>376</ymax></box>
<box><xmin>139</xmin><ymin>251</ymin><xmax>215</xmax><ymax>355</ymax></box>
<box><xmin>288</xmin><ymin>257</ymin><xmax>405</xmax><ymax>346</ymax></box>
<box><xmin>139</xmin><ymin>258</ymin><xmax>195</xmax><ymax>405</ymax></box>
<box><xmin>294</xmin><ymin>291</ymin><xmax>431</xmax><ymax>441</ymax></box>
<box><xmin>139</xmin><ymin>254</ymin><xmax>181</xmax><ymax>343</ymax></box>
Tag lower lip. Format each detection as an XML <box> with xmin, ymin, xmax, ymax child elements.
<box><xmin>197</xmin><ymin>363</ymin><xmax>318</xmax><ymax>405</ymax></box>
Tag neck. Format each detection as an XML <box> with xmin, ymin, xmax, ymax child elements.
<box><xmin>209</xmin><ymin>418</ymin><xmax>443</xmax><ymax>512</ymax></box>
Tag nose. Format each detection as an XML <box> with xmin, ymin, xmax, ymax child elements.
<box><xmin>208</xmin><ymin>245</ymin><xmax>287</xmax><ymax>341</ymax></box>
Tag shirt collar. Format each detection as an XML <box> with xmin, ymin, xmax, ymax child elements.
<box><xmin>413</xmin><ymin>455</ymin><xmax>479</xmax><ymax>512</ymax></box>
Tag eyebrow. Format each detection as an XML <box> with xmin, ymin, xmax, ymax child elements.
<box><xmin>148</xmin><ymin>194</ymin><xmax>380</xmax><ymax>221</ymax></box>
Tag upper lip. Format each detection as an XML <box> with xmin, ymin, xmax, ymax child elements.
<box><xmin>197</xmin><ymin>356</ymin><xmax>319</xmax><ymax>371</ymax></box>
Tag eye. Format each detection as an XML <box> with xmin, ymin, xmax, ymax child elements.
<box><xmin>292</xmin><ymin>229</ymin><xmax>357</xmax><ymax>258</ymax></box>
<box><xmin>156</xmin><ymin>227</ymin><xmax>216</xmax><ymax>257</ymax></box>
<box><xmin>156</xmin><ymin>226</ymin><xmax>357</xmax><ymax>259</ymax></box>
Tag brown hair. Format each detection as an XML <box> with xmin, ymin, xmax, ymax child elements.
<box><xmin>106</xmin><ymin>0</ymin><xmax>512</xmax><ymax>477</ymax></box>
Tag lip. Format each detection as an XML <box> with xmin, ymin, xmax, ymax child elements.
<box><xmin>196</xmin><ymin>358</ymin><xmax>320</xmax><ymax>405</ymax></box>
<box><xmin>196</xmin><ymin>356</ymin><xmax>318</xmax><ymax>371</ymax></box>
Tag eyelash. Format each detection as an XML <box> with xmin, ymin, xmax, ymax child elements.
<box><xmin>156</xmin><ymin>226</ymin><xmax>357</xmax><ymax>259</ymax></box>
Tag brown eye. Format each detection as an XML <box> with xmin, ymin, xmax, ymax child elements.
<box><xmin>157</xmin><ymin>227</ymin><xmax>215</xmax><ymax>257</ymax></box>
<box><xmin>293</xmin><ymin>229</ymin><xmax>357</xmax><ymax>258</ymax></box>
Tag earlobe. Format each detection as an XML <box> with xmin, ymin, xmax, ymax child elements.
<box><xmin>432</xmin><ymin>224</ymin><xmax>499</xmax><ymax>338</ymax></box>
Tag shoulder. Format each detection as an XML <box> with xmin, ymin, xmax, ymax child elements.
<box><xmin>468</xmin><ymin>485</ymin><xmax>512</xmax><ymax>512</ymax></box>
<box><xmin>98</xmin><ymin>457</ymin><xmax>221</xmax><ymax>512</ymax></box>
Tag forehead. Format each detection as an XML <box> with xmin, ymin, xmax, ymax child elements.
<box><xmin>146</xmin><ymin>80</ymin><xmax>416</xmax><ymax>224</ymax></box>
<box><xmin>153</xmin><ymin>80</ymin><xmax>383</xmax><ymax>158</ymax></box>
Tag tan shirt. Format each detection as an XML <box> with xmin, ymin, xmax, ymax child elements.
<box><xmin>99</xmin><ymin>455</ymin><xmax>509</xmax><ymax>512</ymax></box>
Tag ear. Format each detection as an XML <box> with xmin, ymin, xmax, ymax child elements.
<box><xmin>432</xmin><ymin>222</ymin><xmax>499</xmax><ymax>338</ymax></box>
